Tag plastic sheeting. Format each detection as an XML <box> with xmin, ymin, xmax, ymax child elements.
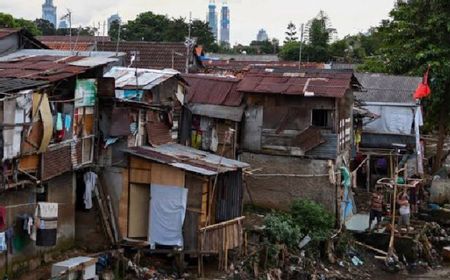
<box><xmin>149</xmin><ymin>184</ymin><xmax>188</xmax><ymax>248</ymax></box>
<box><xmin>363</xmin><ymin>105</ymin><xmax>415</xmax><ymax>135</ymax></box>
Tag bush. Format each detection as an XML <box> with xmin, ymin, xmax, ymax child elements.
<box><xmin>290</xmin><ymin>199</ymin><xmax>335</xmax><ymax>241</ymax></box>
<box><xmin>264</xmin><ymin>212</ymin><xmax>304</xmax><ymax>248</ymax></box>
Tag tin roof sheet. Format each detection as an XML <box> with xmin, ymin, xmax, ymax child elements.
<box><xmin>124</xmin><ymin>143</ymin><xmax>249</xmax><ymax>176</ymax></box>
<box><xmin>104</xmin><ymin>66</ymin><xmax>182</xmax><ymax>90</ymax></box>
<box><xmin>0</xmin><ymin>49</ymin><xmax>122</xmax><ymax>82</ymax></box>
<box><xmin>237</xmin><ymin>70</ymin><xmax>356</xmax><ymax>98</ymax></box>
<box><xmin>183</xmin><ymin>74</ymin><xmax>242</xmax><ymax>106</ymax></box>
<box><xmin>0</xmin><ymin>78</ymin><xmax>48</xmax><ymax>93</ymax></box>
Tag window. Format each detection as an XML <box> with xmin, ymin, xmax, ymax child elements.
<box><xmin>312</xmin><ymin>109</ymin><xmax>333</xmax><ymax>128</ymax></box>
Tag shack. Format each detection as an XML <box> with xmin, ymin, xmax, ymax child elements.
<box><xmin>354</xmin><ymin>73</ymin><xmax>423</xmax><ymax>190</ymax></box>
<box><xmin>122</xmin><ymin>144</ymin><xmax>249</xmax><ymax>266</ymax></box>
<box><xmin>0</xmin><ymin>48</ymin><xmax>124</xmax><ymax>276</ymax></box>
<box><xmin>238</xmin><ymin>68</ymin><xmax>360</xmax><ymax>215</ymax></box>
<box><xmin>180</xmin><ymin>74</ymin><xmax>244</xmax><ymax>159</ymax></box>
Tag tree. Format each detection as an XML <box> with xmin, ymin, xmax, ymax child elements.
<box><xmin>360</xmin><ymin>0</ymin><xmax>450</xmax><ymax>171</ymax></box>
<box><xmin>34</xmin><ymin>18</ymin><xmax>56</xmax><ymax>35</ymax></box>
<box><xmin>0</xmin><ymin>12</ymin><xmax>15</xmax><ymax>28</ymax></box>
<box><xmin>108</xmin><ymin>12</ymin><xmax>216</xmax><ymax>52</ymax></box>
<box><xmin>279</xmin><ymin>41</ymin><xmax>300</xmax><ymax>61</ymax></box>
<box><xmin>0</xmin><ymin>12</ymin><xmax>41</xmax><ymax>36</ymax></box>
<box><xmin>304</xmin><ymin>11</ymin><xmax>335</xmax><ymax>62</ymax></box>
<box><xmin>191</xmin><ymin>20</ymin><xmax>216</xmax><ymax>50</ymax></box>
<box><xmin>284</xmin><ymin>22</ymin><xmax>298</xmax><ymax>43</ymax></box>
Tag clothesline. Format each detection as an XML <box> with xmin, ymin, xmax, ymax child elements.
<box><xmin>3</xmin><ymin>203</ymin><xmax>65</xmax><ymax>209</ymax></box>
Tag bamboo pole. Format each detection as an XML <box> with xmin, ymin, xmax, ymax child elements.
<box><xmin>387</xmin><ymin>167</ymin><xmax>399</xmax><ymax>261</ymax></box>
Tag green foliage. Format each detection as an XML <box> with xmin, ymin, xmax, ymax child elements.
<box><xmin>264</xmin><ymin>212</ymin><xmax>303</xmax><ymax>248</ymax></box>
<box><xmin>0</xmin><ymin>12</ymin><xmax>41</xmax><ymax>36</ymax></box>
<box><xmin>284</xmin><ymin>22</ymin><xmax>298</xmax><ymax>43</ymax></box>
<box><xmin>108</xmin><ymin>11</ymin><xmax>216</xmax><ymax>51</ymax></box>
<box><xmin>263</xmin><ymin>199</ymin><xmax>334</xmax><ymax>250</ymax></box>
<box><xmin>290</xmin><ymin>199</ymin><xmax>334</xmax><ymax>241</ymax></box>
<box><xmin>34</xmin><ymin>19</ymin><xmax>56</xmax><ymax>35</ymax></box>
<box><xmin>279</xmin><ymin>41</ymin><xmax>300</xmax><ymax>61</ymax></box>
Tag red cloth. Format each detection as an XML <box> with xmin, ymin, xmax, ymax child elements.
<box><xmin>414</xmin><ymin>66</ymin><xmax>431</xmax><ymax>99</ymax></box>
<box><xmin>0</xmin><ymin>206</ymin><xmax>6</xmax><ymax>230</ymax></box>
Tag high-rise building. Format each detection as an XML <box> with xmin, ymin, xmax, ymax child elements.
<box><xmin>58</xmin><ymin>20</ymin><xmax>68</xmax><ymax>29</ymax></box>
<box><xmin>256</xmin><ymin>29</ymin><xmax>269</xmax><ymax>41</ymax></box>
<box><xmin>207</xmin><ymin>1</ymin><xmax>218</xmax><ymax>41</ymax></box>
<box><xmin>42</xmin><ymin>0</ymin><xmax>57</xmax><ymax>27</ymax></box>
<box><xmin>220</xmin><ymin>1</ymin><xmax>230</xmax><ymax>46</ymax></box>
<box><xmin>107</xmin><ymin>13</ymin><xmax>121</xmax><ymax>32</ymax></box>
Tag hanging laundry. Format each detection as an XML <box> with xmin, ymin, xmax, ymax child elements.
<box><xmin>64</xmin><ymin>115</ymin><xmax>72</xmax><ymax>132</ymax></box>
<box><xmin>210</xmin><ymin>126</ymin><xmax>219</xmax><ymax>152</ymax></box>
<box><xmin>83</xmin><ymin>171</ymin><xmax>98</xmax><ymax>210</ymax></box>
<box><xmin>23</xmin><ymin>216</ymin><xmax>34</xmax><ymax>236</ymax></box>
<box><xmin>35</xmin><ymin>202</ymin><xmax>58</xmax><ymax>246</ymax></box>
<box><xmin>0</xmin><ymin>232</ymin><xmax>6</xmax><ymax>252</ymax></box>
<box><xmin>0</xmin><ymin>206</ymin><xmax>6</xmax><ymax>231</ymax></box>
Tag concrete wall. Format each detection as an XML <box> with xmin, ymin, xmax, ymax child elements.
<box><xmin>241</xmin><ymin>152</ymin><xmax>336</xmax><ymax>214</ymax></box>
<box><xmin>0</xmin><ymin>173</ymin><xmax>75</xmax><ymax>278</ymax></box>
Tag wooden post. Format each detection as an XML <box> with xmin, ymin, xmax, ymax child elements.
<box><xmin>366</xmin><ymin>154</ymin><xmax>371</xmax><ymax>192</ymax></box>
<box><xmin>387</xmin><ymin>168</ymin><xmax>399</xmax><ymax>260</ymax></box>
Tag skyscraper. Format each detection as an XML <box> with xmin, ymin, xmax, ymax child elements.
<box><xmin>220</xmin><ymin>1</ymin><xmax>230</xmax><ymax>46</ymax></box>
<box><xmin>256</xmin><ymin>29</ymin><xmax>269</xmax><ymax>41</ymax></box>
<box><xmin>107</xmin><ymin>13</ymin><xmax>122</xmax><ymax>32</ymax></box>
<box><xmin>42</xmin><ymin>0</ymin><xmax>57</xmax><ymax>27</ymax></box>
<box><xmin>207</xmin><ymin>1</ymin><xmax>218</xmax><ymax>41</ymax></box>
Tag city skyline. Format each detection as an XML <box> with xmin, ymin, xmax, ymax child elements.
<box><xmin>1</xmin><ymin>0</ymin><xmax>397</xmax><ymax>45</ymax></box>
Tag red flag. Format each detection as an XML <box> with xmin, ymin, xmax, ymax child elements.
<box><xmin>414</xmin><ymin>66</ymin><xmax>431</xmax><ymax>99</ymax></box>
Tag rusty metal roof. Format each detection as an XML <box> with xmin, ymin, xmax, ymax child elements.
<box><xmin>183</xmin><ymin>74</ymin><xmax>242</xmax><ymax>106</ymax></box>
<box><xmin>0</xmin><ymin>49</ymin><xmax>122</xmax><ymax>82</ymax></box>
<box><xmin>124</xmin><ymin>143</ymin><xmax>249</xmax><ymax>176</ymax></box>
<box><xmin>97</xmin><ymin>41</ymin><xmax>187</xmax><ymax>72</ymax></box>
<box><xmin>237</xmin><ymin>70</ymin><xmax>357</xmax><ymax>98</ymax></box>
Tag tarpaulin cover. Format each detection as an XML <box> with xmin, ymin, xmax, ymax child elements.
<box><xmin>75</xmin><ymin>79</ymin><xmax>97</xmax><ymax>108</ymax></box>
<box><xmin>149</xmin><ymin>184</ymin><xmax>188</xmax><ymax>248</ymax></box>
<box><xmin>363</xmin><ymin>105</ymin><xmax>415</xmax><ymax>135</ymax></box>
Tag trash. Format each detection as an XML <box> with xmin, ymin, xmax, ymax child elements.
<box><xmin>351</xmin><ymin>256</ymin><xmax>363</xmax><ymax>266</ymax></box>
<box><xmin>298</xmin><ymin>235</ymin><xmax>311</xmax><ymax>249</ymax></box>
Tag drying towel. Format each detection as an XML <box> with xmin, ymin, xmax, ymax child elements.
<box><xmin>36</xmin><ymin>202</ymin><xmax>58</xmax><ymax>219</ymax></box>
<box><xmin>0</xmin><ymin>206</ymin><xmax>6</xmax><ymax>231</ymax></box>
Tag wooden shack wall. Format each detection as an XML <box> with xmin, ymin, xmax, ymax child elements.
<box><xmin>242</xmin><ymin>94</ymin><xmax>339</xmax><ymax>158</ymax></box>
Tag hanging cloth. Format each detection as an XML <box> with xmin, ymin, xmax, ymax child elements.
<box><xmin>0</xmin><ymin>232</ymin><xmax>7</xmax><ymax>252</ymax></box>
<box><xmin>0</xmin><ymin>206</ymin><xmax>6</xmax><ymax>231</ymax></box>
<box><xmin>83</xmin><ymin>171</ymin><xmax>98</xmax><ymax>210</ymax></box>
<box><xmin>35</xmin><ymin>202</ymin><xmax>58</xmax><ymax>247</ymax></box>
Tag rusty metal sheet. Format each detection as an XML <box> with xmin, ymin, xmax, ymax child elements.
<box><xmin>237</xmin><ymin>71</ymin><xmax>354</xmax><ymax>98</ymax></box>
<box><xmin>145</xmin><ymin>121</ymin><xmax>172</xmax><ymax>146</ymax></box>
<box><xmin>183</xmin><ymin>74</ymin><xmax>242</xmax><ymax>106</ymax></box>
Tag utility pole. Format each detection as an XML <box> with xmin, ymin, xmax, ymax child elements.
<box><xmin>298</xmin><ymin>23</ymin><xmax>304</xmax><ymax>70</ymax></box>
<box><xmin>185</xmin><ymin>11</ymin><xmax>193</xmax><ymax>74</ymax></box>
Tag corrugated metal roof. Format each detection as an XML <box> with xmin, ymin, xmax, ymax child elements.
<box><xmin>238</xmin><ymin>71</ymin><xmax>356</xmax><ymax>98</ymax></box>
<box><xmin>183</xmin><ymin>74</ymin><xmax>243</xmax><ymax>106</ymax></box>
<box><xmin>0</xmin><ymin>49</ymin><xmax>123</xmax><ymax>61</ymax></box>
<box><xmin>0</xmin><ymin>49</ymin><xmax>123</xmax><ymax>82</ymax></box>
<box><xmin>37</xmin><ymin>35</ymin><xmax>111</xmax><ymax>43</ymax></box>
<box><xmin>97</xmin><ymin>41</ymin><xmax>187</xmax><ymax>72</ymax></box>
<box><xmin>124</xmin><ymin>143</ymin><xmax>249</xmax><ymax>176</ymax></box>
<box><xmin>0</xmin><ymin>78</ymin><xmax>48</xmax><ymax>93</ymax></box>
<box><xmin>355</xmin><ymin>73</ymin><xmax>421</xmax><ymax>104</ymax></box>
<box><xmin>104</xmin><ymin>66</ymin><xmax>181</xmax><ymax>90</ymax></box>
<box><xmin>188</xmin><ymin>103</ymin><xmax>244</xmax><ymax>122</ymax></box>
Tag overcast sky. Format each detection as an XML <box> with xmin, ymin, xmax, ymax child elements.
<box><xmin>0</xmin><ymin>0</ymin><xmax>396</xmax><ymax>44</ymax></box>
